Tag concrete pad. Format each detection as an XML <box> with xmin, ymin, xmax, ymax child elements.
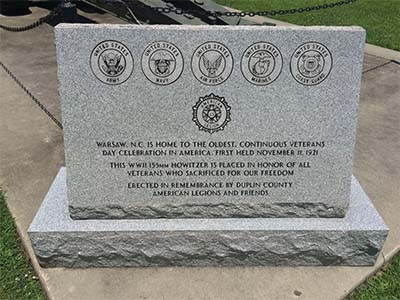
<box><xmin>75</xmin><ymin>2</ymin><xmax>128</xmax><ymax>24</ymax></box>
<box><xmin>1</xmin><ymin>8</ymin><xmax>61</xmax><ymax>121</ymax></box>
<box><xmin>364</xmin><ymin>44</ymin><xmax>400</xmax><ymax>62</ymax></box>
<box><xmin>362</xmin><ymin>54</ymin><xmax>390</xmax><ymax>73</ymax></box>
<box><xmin>1</xmin><ymin>5</ymin><xmax>399</xmax><ymax>300</ymax></box>
<box><xmin>355</xmin><ymin>62</ymin><xmax>400</xmax><ymax>260</ymax></box>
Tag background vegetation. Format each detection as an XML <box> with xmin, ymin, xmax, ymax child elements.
<box><xmin>216</xmin><ymin>0</ymin><xmax>400</xmax><ymax>50</ymax></box>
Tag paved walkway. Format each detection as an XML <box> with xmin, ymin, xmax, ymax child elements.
<box><xmin>1</xmin><ymin>5</ymin><xmax>399</xmax><ymax>300</ymax></box>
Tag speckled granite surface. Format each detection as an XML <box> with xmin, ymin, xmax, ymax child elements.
<box><xmin>29</xmin><ymin>168</ymin><xmax>387</xmax><ymax>267</ymax></box>
<box><xmin>55</xmin><ymin>25</ymin><xmax>365</xmax><ymax>219</ymax></box>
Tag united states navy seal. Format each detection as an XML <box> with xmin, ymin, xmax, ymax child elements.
<box><xmin>141</xmin><ymin>41</ymin><xmax>183</xmax><ymax>85</ymax></box>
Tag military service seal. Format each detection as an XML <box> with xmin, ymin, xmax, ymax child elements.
<box><xmin>290</xmin><ymin>42</ymin><xmax>332</xmax><ymax>86</ymax></box>
<box><xmin>192</xmin><ymin>93</ymin><xmax>231</xmax><ymax>134</ymax></box>
<box><xmin>90</xmin><ymin>40</ymin><xmax>133</xmax><ymax>85</ymax></box>
<box><xmin>241</xmin><ymin>42</ymin><xmax>283</xmax><ymax>86</ymax></box>
<box><xmin>141</xmin><ymin>41</ymin><xmax>183</xmax><ymax>85</ymax></box>
<box><xmin>191</xmin><ymin>42</ymin><xmax>233</xmax><ymax>86</ymax></box>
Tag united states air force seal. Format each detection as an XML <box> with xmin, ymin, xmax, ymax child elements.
<box><xmin>90</xmin><ymin>40</ymin><xmax>133</xmax><ymax>85</ymax></box>
<box><xmin>241</xmin><ymin>42</ymin><xmax>283</xmax><ymax>86</ymax></box>
<box><xmin>191</xmin><ymin>42</ymin><xmax>233</xmax><ymax>86</ymax></box>
<box><xmin>290</xmin><ymin>42</ymin><xmax>332</xmax><ymax>86</ymax></box>
<box><xmin>141</xmin><ymin>41</ymin><xmax>183</xmax><ymax>85</ymax></box>
<box><xmin>192</xmin><ymin>94</ymin><xmax>231</xmax><ymax>134</ymax></box>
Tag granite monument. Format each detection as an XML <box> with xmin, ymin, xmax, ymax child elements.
<box><xmin>28</xmin><ymin>24</ymin><xmax>388</xmax><ymax>267</ymax></box>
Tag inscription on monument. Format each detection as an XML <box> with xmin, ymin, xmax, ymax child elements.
<box><xmin>98</xmin><ymin>139</ymin><xmax>323</xmax><ymax>198</ymax></box>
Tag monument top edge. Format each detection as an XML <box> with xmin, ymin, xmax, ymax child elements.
<box><xmin>55</xmin><ymin>23</ymin><xmax>365</xmax><ymax>33</ymax></box>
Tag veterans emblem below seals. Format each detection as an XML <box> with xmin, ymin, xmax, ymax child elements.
<box><xmin>290</xmin><ymin>42</ymin><xmax>332</xmax><ymax>86</ymax></box>
<box><xmin>192</xmin><ymin>93</ymin><xmax>231</xmax><ymax>134</ymax></box>
<box><xmin>142</xmin><ymin>41</ymin><xmax>183</xmax><ymax>85</ymax></box>
<box><xmin>191</xmin><ymin>42</ymin><xmax>233</xmax><ymax>86</ymax></box>
<box><xmin>241</xmin><ymin>42</ymin><xmax>283</xmax><ymax>86</ymax></box>
<box><xmin>90</xmin><ymin>40</ymin><xmax>133</xmax><ymax>85</ymax></box>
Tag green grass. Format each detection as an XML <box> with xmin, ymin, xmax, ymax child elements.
<box><xmin>215</xmin><ymin>0</ymin><xmax>400</xmax><ymax>51</ymax></box>
<box><xmin>347</xmin><ymin>252</ymin><xmax>400</xmax><ymax>300</ymax></box>
<box><xmin>0</xmin><ymin>191</ymin><xmax>46</xmax><ymax>300</ymax></box>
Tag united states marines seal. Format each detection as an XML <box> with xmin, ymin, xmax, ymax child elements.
<box><xmin>241</xmin><ymin>42</ymin><xmax>283</xmax><ymax>86</ymax></box>
<box><xmin>90</xmin><ymin>40</ymin><xmax>133</xmax><ymax>85</ymax></box>
<box><xmin>290</xmin><ymin>42</ymin><xmax>332</xmax><ymax>86</ymax></box>
<box><xmin>192</xmin><ymin>93</ymin><xmax>231</xmax><ymax>134</ymax></box>
<box><xmin>141</xmin><ymin>41</ymin><xmax>183</xmax><ymax>85</ymax></box>
<box><xmin>191</xmin><ymin>42</ymin><xmax>233</xmax><ymax>86</ymax></box>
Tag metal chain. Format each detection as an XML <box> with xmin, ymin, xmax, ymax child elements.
<box><xmin>0</xmin><ymin>61</ymin><xmax>63</xmax><ymax>130</ymax></box>
<box><xmin>0</xmin><ymin>0</ymin><xmax>357</xmax><ymax>29</ymax></box>
<box><xmin>134</xmin><ymin>0</ymin><xmax>358</xmax><ymax>18</ymax></box>
<box><xmin>0</xmin><ymin>5</ymin><xmax>62</xmax><ymax>32</ymax></box>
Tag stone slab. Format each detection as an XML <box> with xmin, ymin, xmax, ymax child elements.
<box><xmin>55</xmin><ymin>24</ymin><xmax>365</xmax><ymax>219</ymax></box>
<box><xmin>28</xmin><ymin>167</ymin><xmax>388</xmax><ymax>267</ymax></box>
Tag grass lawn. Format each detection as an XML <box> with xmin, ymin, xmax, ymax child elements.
<box><xmin>348</xmin><ymin>252</ymin><xmax>400</xmax><ymax>300</ymax></box>
<box><xmin>0</xmin><ymin>191</ymin><xmax>46</xmax><ymax>300</ymax></box>
<box><xmin>215</xmin><ymin>0</ymin><xmax>400</xmax><ymax>51</ymax></box>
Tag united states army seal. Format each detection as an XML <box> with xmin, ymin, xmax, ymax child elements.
<box><xmin>141</xmin><ymin>41</ymin><xmax>183</xmax><ymax>85</ymax></box>
<box><xmin>290</xmin><ymin>42</ymin><xmax>332</xmax><ymax>86</ymax></box>
<box><xmin>192</xmin><ymin>94</ymin><xmax>231</xmax><ymax>134</ymax></box>
<box><xmin>241</xmin><ymin>42</ymin><xmax>283</xmax><ymax>86</ymax></box>
<box><xmin>191</xmin><ymin>42</ymin><xmax>233</xmax><ymax>86</ymax></box>
<box><xmin>90</xmin><ymin>40</ymin><xmax>133</xmax><ymax>85</ymax></box>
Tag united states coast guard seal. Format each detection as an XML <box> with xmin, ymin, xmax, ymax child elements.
<box><xmin>290</xmin><ymin>42</ymin><xmax>332</xmax><ymax>86</ymax></box>
<box><xmin>192</xmin><ymin>94</ymin><xmax>231</xmax><ymax>134</ymax></box>
<box><xmin>90</xmin><ymin>40</ymin><xmax>133</xmax><ymax>85</ymax></box>
<box><xmin>141</xmin><ymin>41</ymin><xmax>183</xmax><ymax>85</ymax></box>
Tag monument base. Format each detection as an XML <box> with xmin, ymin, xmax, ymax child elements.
<box><xmin>29</xmin><ymin>168</ymin><xmax>388</xmax><ymax>267</ymax></box>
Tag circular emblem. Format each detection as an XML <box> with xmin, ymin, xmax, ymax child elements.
<box><xmin>191</xmin><ymin>42</ymin><xmax>233</xmax><ymax>86</ymax></box>
<box><xmin>241</xmin><ymin>42</ymin><xmax>283</xmax><ymax>86</ymax></box>
<box><xmin>290</xmin><ymin>42</ymin><xmax>332</xmax><ymax>86</ymax></box>
<box><xmin>141</xmin><ymin>41</ymin><xmax>183</xmax><ymax>85</ymax></box>
<box><xmin>90</xmin><ymin>40</ymin><xmax>133</xmax><ymax>85</ymax></box>
<box><xmin>192</xmin><ymin>93</ymin><xmax>231</xmax><ymax>134</ymax></box>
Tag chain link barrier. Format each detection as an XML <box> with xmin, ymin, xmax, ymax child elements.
<box><xmin>0</xmin><ymin>5</ymin><xmax>62</xmax><ymax>32</ymax></box>
<box><xmin>0</xmin><ymin>0</ymin><xmax>358</xmax><ymax>30</ymax></box>
<box><xmin>125</xmin><ymin>0</ymin><xmax>357</xmax><ymax>18</ymax></box>
<box><xmin>0</xmin><ymin>61</ymin><xmax>63</xmax><ymax>130</ymax></box>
